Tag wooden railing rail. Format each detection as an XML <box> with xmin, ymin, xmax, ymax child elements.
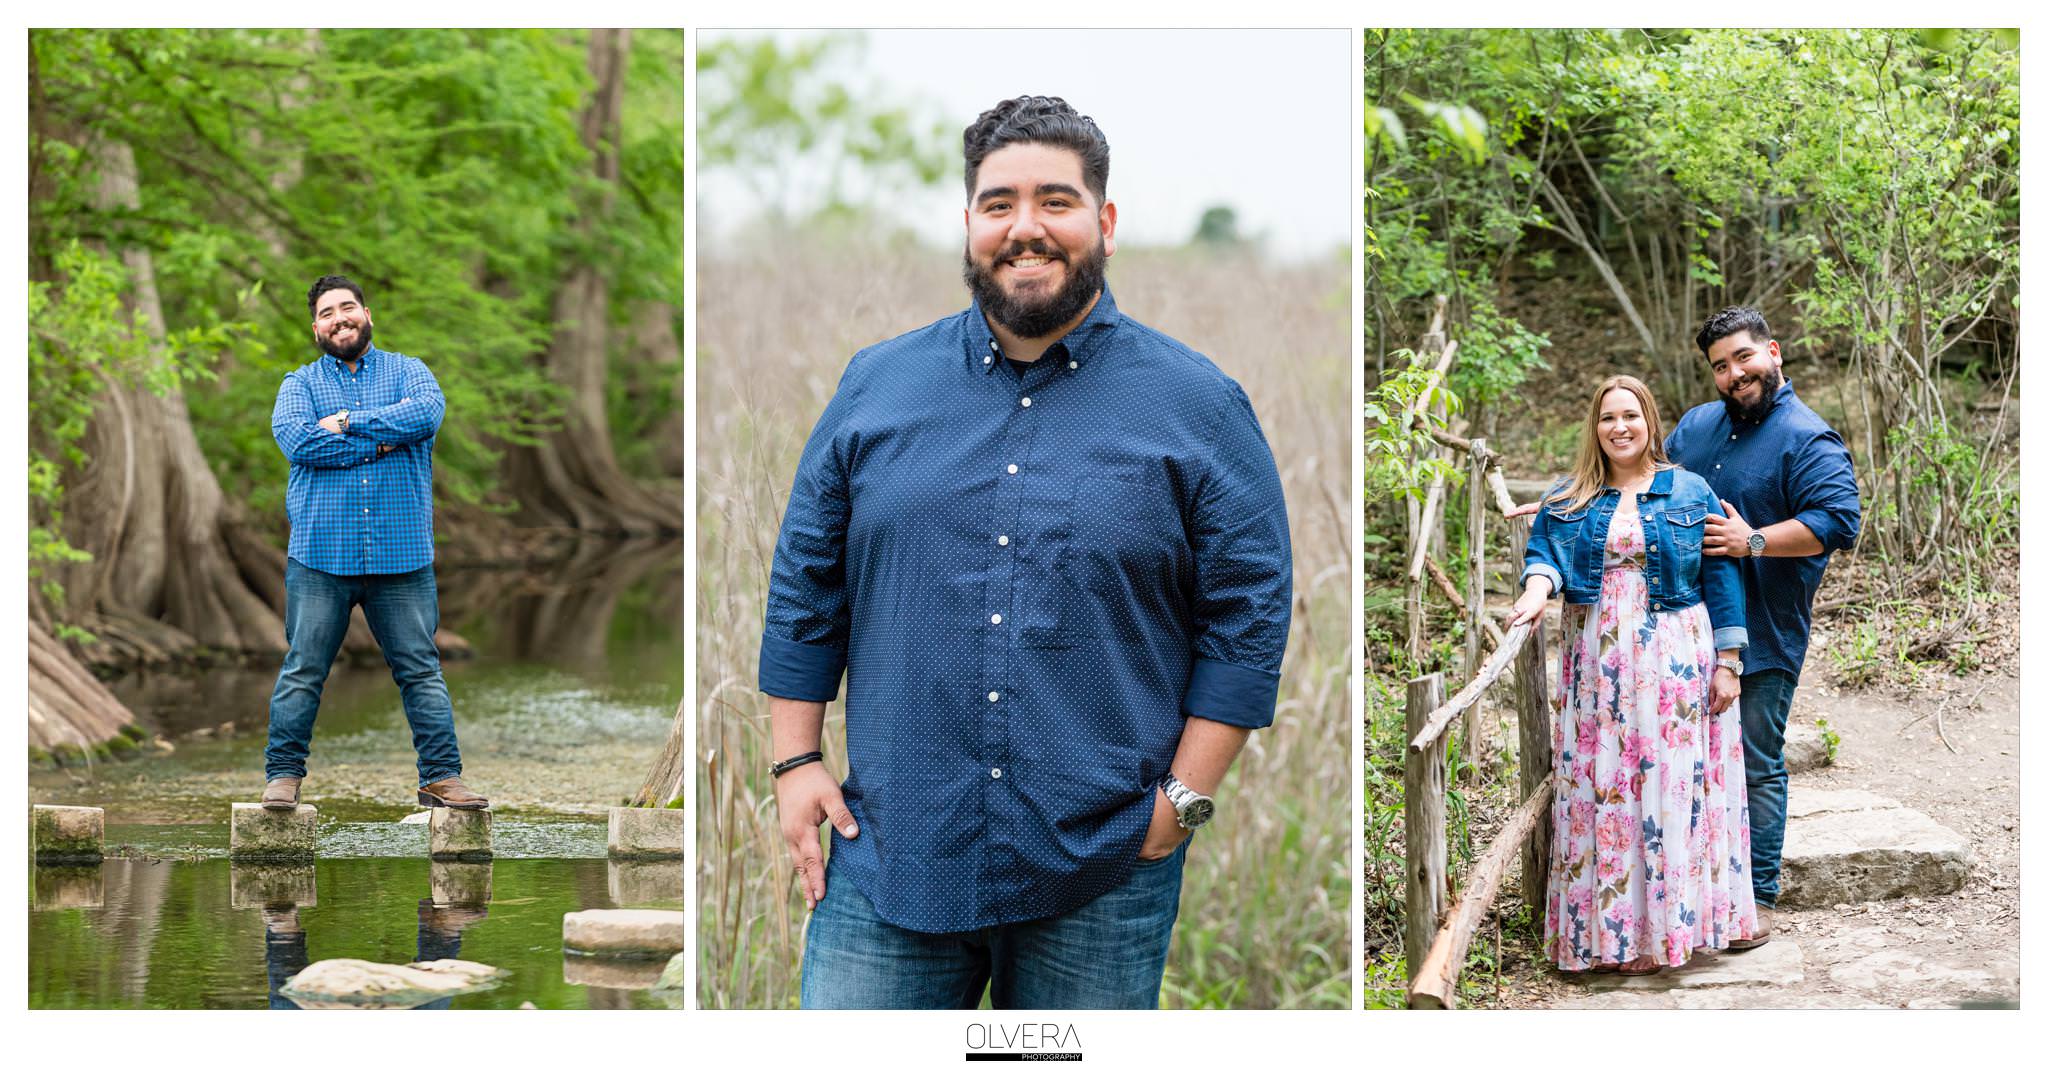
<box><xmin>1396</xmin><ymin>303</ymin><xmax>1555</xmax><ymax>1009</ymax></box>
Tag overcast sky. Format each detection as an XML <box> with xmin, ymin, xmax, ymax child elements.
<box><xmin>697</xmin><ymin>28</ymin><xmax>1354</xmax><ymax>261</ymax></box>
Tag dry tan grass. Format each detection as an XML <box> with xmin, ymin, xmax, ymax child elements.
<box><xmin>696</xmin><ymin>227</ymin><xmax>1351</xmax><ymax>1008</ymax></box>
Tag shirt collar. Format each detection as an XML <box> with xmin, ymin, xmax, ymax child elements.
<box><xmin>324</xmin><ymin>344</ymin><xmax>384</xmax><ymax>375</ymax></box>
<box><xmin>966</xmin><ymin>285</ymin><xmax>1124</xmax><ymax>375</ymax></box>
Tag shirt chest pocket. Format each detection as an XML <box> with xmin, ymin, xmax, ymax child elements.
<box><xmin>1662</xmin><ymin>504</ymin><xmax>1708</xmax><ymax>551</ymax></box>
<box><xmin>1018</xmin><ymin>475</ymin><xmax>1190</xmax><ymax>649</ymax></box>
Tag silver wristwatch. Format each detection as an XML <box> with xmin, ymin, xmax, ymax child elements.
<box><xmin>1746</xmin><ymin>530</ymin><xmax>1766</xmax><ymax>557</ymax></box>
<box><xmin>1160</xmin><ymin>772</ymin><xmax>1215</xmax><ymax>831</ymax></box>
<box><xmin>336</xmin><ymin>408</ymin><xmax>351</xmax><ymax>433</ymax></box>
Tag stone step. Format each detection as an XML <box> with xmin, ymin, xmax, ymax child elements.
<box><xmin>1566</xmin><ymin>939</ymin><xmax>1816</xmax><ymax>1007</ymax></box>
<box><xmin>428</xmin><ymin>807</ymin><xmax>492</xmax><ymax>860</ymax></box>
<box><xmin>230</xmin><ymin>803</ymin><xmax>319</xmax><ymax>862</ymax></box>
<box><xmin>1778</xmin><ymin>789</ymin><xmax>1971</xmax><ymax>908</ymax></box>
<box><xmin>31</xmin><ymin>804</ymin><xmax>104</xmax><ymax>866</ymax></box>
<box><xmin>563</xmin><ymin>908</ymin><xmax>685</xmax><ymax>958</ymax></box>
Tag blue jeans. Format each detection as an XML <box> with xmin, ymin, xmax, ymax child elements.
<box><xmin>265</xmin><ymin>560</ymin><xmax>462</xmax><ymax>787</ymax></box>
<box><xmin>799</xmin><ymin>841</ymin><xmax>1188</xmax><ymax>1009</ymax></box>
<box><xmin>1741</xmin><ymin>668</ymin><xmax>1798</xmax><ymax>908</ymax></box>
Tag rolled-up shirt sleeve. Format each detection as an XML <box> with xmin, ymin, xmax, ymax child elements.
<box><xmin>1788</xmin><ymin>430</ymin><xmax>1861</xmax><ymax>552</ymax></box>
<box><xmin>1182</xmin><ymin>381</ymin><xmax>1291</xmax><ymax>729</ymax></box>
<box><xmin>758</xmin><ymin>358</ymin><xmax>865</xmax><ymax>702</ymax></box>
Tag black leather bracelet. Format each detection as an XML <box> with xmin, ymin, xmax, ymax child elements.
<box><xmin>770</xmin><ymin>751</ymin><xmax>824</xmax><ymax>778</ymax></box>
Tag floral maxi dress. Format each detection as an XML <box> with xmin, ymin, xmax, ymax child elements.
<box><xmin>1544</xmin><ymin>505</ymin><xmax>1759</xmax><ymax>970</ymax></box>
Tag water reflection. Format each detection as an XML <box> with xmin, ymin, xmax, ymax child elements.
<box><xmin>607</xmin><ymin>859</ymin><xmax>683</xmax><ymax>907</ymax></box>
<box><xmin>33</xmin><ymin>866</ymin><xmax>105</xmax><ymax>910</ymax></box>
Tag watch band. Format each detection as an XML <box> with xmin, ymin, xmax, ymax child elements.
<box><xmin>1160</xmin><ymin>772</ymin><xmax>1215</xmax><ymax>831</ymax></box>
<box><xmin>770</xmin><ymin>751</ymin><xmax>824</xmax><ymax>778</ymax></box>
<box><xmin>336</xmin><ymin>408</ymin><xmax>351</xmax><ymax>433</ymax></box>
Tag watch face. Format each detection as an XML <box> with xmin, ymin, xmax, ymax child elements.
<box><xmin>1179</xmin><ymin>797</ymin><xmax>1215</xmax><ymax>830</ymax></box>
<box><xmin>1748</xmin><ymin>532</ymin><xmax>1767</xmax><ymax>554</ymax></box>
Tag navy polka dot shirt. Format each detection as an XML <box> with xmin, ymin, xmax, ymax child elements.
<box><xmin>760</xmin><ymin>287</ymin><xmax>1292</xmax><ymax>933</ymax></box>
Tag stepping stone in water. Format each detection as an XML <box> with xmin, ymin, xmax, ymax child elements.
<box><xmin>1779</xmin><ymin>789</ymin><xmax>1971</xmax><ymax>908</ymax></box>
<box><xmin>31</xmin><ymin>804</ymin><xmax>104</xmax><ymax>866</ymax></box>
<box><xmin>607</xmin><ymin>806</ymin><xmax>684</xmax><ymax>859</ymax></box>
<box><xmin>279</xmin><ymin>958</ymin><xmax>504</xmax><ymax>1008</ymax></box>
<box><xmin>231</xmin><ymin>863</ymin><xmax>318</xmax><ymax>908</ymax></box>
<box><xmin>562</xmin><ymin>908</ymin><xmax>685</xmax><ymax>958</ymax></box>
<box><xmin>230</xmin><ymin>803</ymin><xmax>318</xmax><ymax>862</ymax></box>
<box><xmin>428</xmin><ymin>807</ymin><xmax>492</xmax><ymax>861</ymax></box>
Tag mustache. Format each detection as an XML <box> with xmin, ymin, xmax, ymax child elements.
<box><xmin>998</xmin><ymin>240</ymin><xmax>1066</xmax><ymax>264</ymax></box>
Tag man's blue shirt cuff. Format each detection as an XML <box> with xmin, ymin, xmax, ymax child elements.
<box><xmin>1183</xmin><ymin>657</ymin><xmax>1280</xmax><ymax>729</ymax></box>
<box><xmin>759</xmin><ymin>634</ymin><xmax>846</xmax><ymax>702</ymax></box>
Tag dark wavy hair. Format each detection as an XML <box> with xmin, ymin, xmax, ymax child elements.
<box><xmin>962</xmin><ymin>95</ymin><xmax>1110</xmax><ymax>203</ymax></box>
<box><xmin>307</xmin><ymin>274</ymin><xmax>366</xmax><ymax>317</ymax></box>
<box><xmin>1695</xmin><ymin>305</ymin><xmax>1771</xmax><ymax>355</ymax></box>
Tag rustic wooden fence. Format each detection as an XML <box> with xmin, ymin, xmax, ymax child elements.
<box><xmin>1395</xmin><ymin>300</ymin><xmax>1555</xmax><ymax>1009</ymax></box>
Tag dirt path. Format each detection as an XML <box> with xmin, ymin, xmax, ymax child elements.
<box><xmin>1492</xmin><ymin>663</ymin><xmax>2019</xmax><ymax>1008</ymax></box>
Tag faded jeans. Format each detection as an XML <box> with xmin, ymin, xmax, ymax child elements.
<box><xmin>264</xmin><ymin>560</ymin><xmax>462</xmax><ymax>787</ymax></box>
<box><xmin>800</xmin><ymin>839</ymin><xmax>1189</xmax><ymax>1009</ymax></box>
<box><xmin>1741</xmin><ymin>668</ymin><xmax>1798</xmax><ymax>908</ymax></box>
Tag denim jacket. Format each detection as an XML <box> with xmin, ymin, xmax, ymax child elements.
<box><xmin>1520</xmin><ymin>467</ymin><xmax>1748</xmax><ymax>652</ymax></box>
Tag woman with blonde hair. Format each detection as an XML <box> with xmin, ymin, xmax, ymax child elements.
<box><xmin>1508</xmin><ymin>375</ymin><xmax>1760</xmax><ymax>975</ymax></box>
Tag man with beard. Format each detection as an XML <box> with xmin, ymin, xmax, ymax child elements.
<box><xmin>760</xmin><ymin>96</ymin><xmax>1291</xmax><ymax>1008</ymax></box>
<box><xmin>1666</xmin><ymin>305</ymin><xmax>1861</xmax><ymax>945</ymax></box>
<box><xmin>260</xmin><ymin>275</ymin><xmax>487</xmax><ymax>813</ymax></box>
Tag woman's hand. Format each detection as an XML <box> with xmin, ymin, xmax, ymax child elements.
<box><xmin>1506</xmin><ymin>576</ymin><xmax>1552</xmax><ymax>629</ymax></box>
<box><xmin>1708</xmin><ymin>661</ymin><xmax>1741</xmax><ymax>714</ymax></box>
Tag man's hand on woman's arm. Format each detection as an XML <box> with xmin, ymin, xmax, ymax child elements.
<box><xmin>770</xmin><ymin>696</ymin><xmax>857</xmax><ymax>909</ymax></box>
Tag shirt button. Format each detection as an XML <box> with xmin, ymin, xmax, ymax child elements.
<box><xmin>990</xmin><ymin>767</ymin><xmax>1003</xmax><ymax>779</ymax></box>
<box><xmin>1006</xmin><ymin>464</ymin><xmax>1019</xmax><ymax>475</ymax></box>
<box><xmin>1714</xmin><ymin>464</ymin><xmax>1722</xmax><ymax>470</ymax></box>
<box><xmin>984</xmin><ymin>355</ymin><xmax>993</xmax><ymax>365</ymax></box>
<box><xmin>1068</xmin><ymin>361</ymin><xmax>1078</xmax><ymax>370</ymax></box>
<box><xmin>987</xmin><ymin>691</ymin><xmax>1001</xmax><ymax>702</ymax></box>
<box><xmin>1020</xmin><ymin>396</ymin><xmax>1032</xmax><ymax>407</ymax></box>
<box><xmin>1730</xmin><ymin>434</ymin><xmax>1739</xmax><ymax>440</ymax></box>
<box><xmin>990</xmin><ymin>613</ymin><xmax>1003</xmax><ymax>625</ymax></box>
<box><xmin>998</xmin><ymin>535</ymin><xmax>1010</xmax><ymax>546</ymax></box>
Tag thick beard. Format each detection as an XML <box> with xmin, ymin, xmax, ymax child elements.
<box><xmin>319</xmin><ymin>320</ymin><xmax>373</xmax><ymax>362</ymax></box>
<box><xmin>1718</xmin><ymin>364</ymin><xmax>1783</xmax><ymax>423</ymax></box>
<box><xmin>963</xmin><ymin>238</ymin><xmax>1106</xmax><ymax>340</ymax></box>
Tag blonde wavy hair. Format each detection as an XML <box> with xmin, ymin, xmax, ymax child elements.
<box><xmin>1544</xmin><ymin>374</ymin><xmax>1675</xmax><ymax>514</ymax></box>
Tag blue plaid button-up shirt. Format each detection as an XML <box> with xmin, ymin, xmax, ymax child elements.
<box><xmin>271</xmin><ymin>345</ymin><xmax>443</xmax><ymax>576</ymax></box>
<box><xmin>760</xmin><ymin>288</ymin><xmax>1292</xmax><ymax>933</ymax></box>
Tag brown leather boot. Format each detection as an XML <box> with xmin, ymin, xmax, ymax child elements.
<box><xmin>418</xmin><ymin>776</ymin><xmax>489</xmax><ymax>809</ymax></box>
<box><xmin>261</xmin><ymin>777</ymin><xmax>303</xmax><ymax>811</ymax></box>
<box><xmin>1727</xmin><ymin>904</ymin><xmax>1774</xmax><ymax>951</ymax></box>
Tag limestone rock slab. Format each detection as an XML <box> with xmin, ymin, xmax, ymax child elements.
<box><xmin>1779</xmin><ymin>790</ymin><xmax>1971</xmax><ymax>908</ymax></box>
<box><xmin>428</xmin><ymin>807</ymin><xmax>492</xmax><ymax>860</ymax></box>
<box><xmin>230</xmin><ymin>803</ymin><xmax>318</xmax><ymax>862</ymax></box>
<box><xmin>279</xmin><ymin>958</ymin><xmax>503</xmax><ymax>1008</ymax></box>
<box><xmin>1582</xmin><ymin>939</ymin><xmax>1806</xmax><ymax>993</ymax></box>
<box><xmin>31</xmin><ymin>804</ymin><xmax>104</xmax><ymax>865</ymax></box>
<box><xmin>562</xmin><ymin>908</ymin><xmax>685</xmax><ymax>958</ymax></box>
<box><xmin>607</xmin><ymin>806</ymin><xmax>684</xmax><ymax>859</ymax></box>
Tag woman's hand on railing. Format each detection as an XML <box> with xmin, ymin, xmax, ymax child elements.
<box><xmin>1506</xmin><ymin>578</ymin><xmax>1551</xmax><ymax>629</ymax></box>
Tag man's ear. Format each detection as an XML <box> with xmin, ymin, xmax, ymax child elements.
<box><xmin>1099</xmin><ymin>199</ymin><xmax>1118</xmax><ymax>258</ymax></box>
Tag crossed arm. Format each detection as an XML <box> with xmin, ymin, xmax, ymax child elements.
<box><xmin>271</xmin><ymin>361</ymin><xmax>446</xmax><ymax>468</ymax></box>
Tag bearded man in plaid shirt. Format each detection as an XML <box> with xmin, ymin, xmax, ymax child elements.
<box><xmin>259</xmin><ymin>275</ymin><xmax>487</xmax><ymax>812</ymax></box>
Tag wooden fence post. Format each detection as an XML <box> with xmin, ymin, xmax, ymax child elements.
<box><xmin>1509</xmin><ymin>516</ymin><xmax>1554</xmax><ymax>921</ymax></box>
<box><xmin>1404</xmin><ymin>672</ymin><xmax>1448</xmax><ymax>983</ymax></box>
<box><xmin>1461</xmin><ymin>438</ymin><xmax>1488</xmax><ymax>763</ymax></box>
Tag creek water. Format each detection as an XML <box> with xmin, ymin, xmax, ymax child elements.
<box><xmin>28</xmin><ymin>540</ymin><xmax>683</xmax><ymax>1009</ymax></box>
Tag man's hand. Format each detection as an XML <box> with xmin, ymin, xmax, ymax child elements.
<box><xmin>317</xmin><ymin>412</ymin><xmax>346</xmax><ymax>435</ymax></box>
<box><xmin>1708</xmin><ymin>661</ymin><xmax>1742</xmax><ymax>714</ymax></box>
<box><xmin>774</xmin><ymin>761</ymin><xmax>858</xmax><ymax>908</ymax></box>
<box><xmin>1703</xmin><ymin>499</ymin><xmax>1756</xmax><ymax>557</ymax></box>
<box><xmin>377</xmin><ymin>443</ymin><xmax>398</xmax><ymax>456</ymax></box>
<box><xmin>1139</xmin><ymin>787</ymin><xmax>1191</xmax><ymax>860</ymax></box>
